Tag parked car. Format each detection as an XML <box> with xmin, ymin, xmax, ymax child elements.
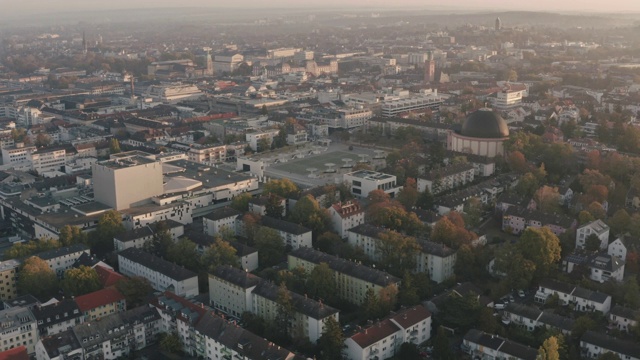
<box><xmin>518</xmin><ymin>290</ymin><xmax>526</xmax><ymax>298</ymax></box>
<box><xmin>494</xmin><ymin>302</ymin><xmax>505</xmax><ymax>310</ymax></box>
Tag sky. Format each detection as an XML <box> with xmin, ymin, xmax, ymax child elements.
<box><xmin>7</xmin><ymin>0</ymin><xmax>640</xmax><ymax>13</ymax></box>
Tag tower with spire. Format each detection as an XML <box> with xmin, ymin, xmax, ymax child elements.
<box><xmin>495</xmin><ymin>17</ymin><xmax>502</xmax><ymax>31</ymax></box>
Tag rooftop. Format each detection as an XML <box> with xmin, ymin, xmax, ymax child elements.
<box><xmin>346</xmin><ymin>170</ymin><xmax>394</xmax><ymax>181</ymax></box>
<box><xmin>118</xmin><ymin>247</ymin><xmax>197</xmax><ymax>281</ymax></box>
<box><xmin>74</xmin><ymin>288</ymin><xmax>125</xmax><ymax>312</ymax></box>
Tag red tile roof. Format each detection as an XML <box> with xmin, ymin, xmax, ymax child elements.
<box><xmin>75</xmin><ymin>288</ymin><xmax>125</xmax><ymax>312</ymax></box>
<box><xmin>0</xmin><ymin>346</ymin><xmax>29</xmax><ymax>360</ymax></box>
<box><xmin>95</xmin><ymin>265</ymin><xmax>126</xmax><ymax>288</ymax></box>
<box><xmin>350</xmin><ymin>319</ymin><xmax>400</xmax><ymax>348</ymax></box>
<box><xmin>389</xmin><ymin>305</ymin><xmax>431</xmax><ymax>329</ymax></box>
<box><xmin>331</xmin><ymin>200</ymin><xmax>364</xmax><ymax>219</ymax></box>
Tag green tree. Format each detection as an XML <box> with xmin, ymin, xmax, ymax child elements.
<box><xmin>202</xmin><ymin>237</ymin><xmax>240</xmax><ymax>273</ymax></box>
<box><xmin>254</xmin><ymin>227</ymin><xmax>285</xmax><ymax>267</ymax></box>
<box><xmin>263</xmin><ymin>178</ymin><xmax>299</xmax><ymax>198</ymax></box>
<box><xmin>538</xmin><ymin>336</ymin><xmax>561</xmax><ymax>360</ymax></box>
<box><xmin>166</xmin><ymin>238</ymin><xmax>199</xmax><ymax>271</ymax></box>
<box><xmin>144</xmin><ymin>221</ymin><xmax>174</xmax><ymax>257</ymax></box>
<box><xmin>396</xmin><ymin>343</ymin><xmax>421</xmax><ymax>360</ymax></box>
<box><xmin>317</xmin><ymin>316</ymin><xmax>344</xmax><ymax>360</ymax></box>
<box><xmin>608</xmin><ymin>209</ymin><xmax>631</xmax><ymax>237</ymax></box>
<box><xmin>516</xmin><ymin>227</ymin><xmax>562</xmax><ymax>280</ymax></box>
<box><xmin>597</xmin><ymin>353</ymin><xmax>622</xmax><ymax>360</ymax></box>
<box><xmin>433</xmin><ymin>326</ymin><xmax>454</xmax><ymax>360</ymax></box>
<box><xmin>109</xmin><ymin>138</ymin><xmax>121</xmax><ymax>154</ymax></box>
<box><xmin>116</xmin><ymin>276</ymin><xmax>154</xmax><ymax>308</ymax></box>
<box><xmin>585</xmin><ymin>234</ymin><xmax>602</xmax><ymax>252</ymax></box>
<box><xmin>515</xmin><ymin>172</ymin><xmax>540</xmax><ymax>197</ymax></box>
<box><xmin>18</xmin><ymin>256</ymin><xmax>59</xmax><ymax>300</ymax></box>
<box><xmin>622</xmin><ymin>276</ymin><xmax>640</xmax><ymax>308</ymax></box>
<box><xmin>571</xmin><ymin>315</ymin><xmax>596</xmax><ymax>340</ymax></box>
<box><xmin>257</xmin><ymin>137</ymin><xmax>271</xmax><ymax>152</ymax></box>
<box><xmin>59</xmin><ymin>225</ymin><xmax>87</xmax><ymax>247</ymax></box>
<box><xmin>397</xmin><ymin>178</ymin><xmax>418</xmax><ymax>209</ymax></box>
<box><xmin>316</xmin><ymin>232</ymin><xmax>343</xmax><ymax>255</ymax></box>
<box><xmin>307</xmin><ymin>263</ymin><xmax>336</xmax><ymax>302</ymax></box>
<box><xmin>375</xmin><ymin>231</ymin><xmax>420</xmax><ymax>276</ymax></box>
<box><xmin>274</xmin><ymin>282</ymin><xmax>294</xmax><ymax>342</ymax></box>
<box><xmin>398</xmin><ymin>272</ymin><xmax>420</xmax><ymax>306</ymax></box>
<box><xmin>261</xmin><ymin>104</ymin><xmax>268</xmax><ymax>116</ymax></box>
<box><xmin>578</xmin><ymin>211</ymin><xmax>596</xmax><ymax>225</ymax></box>
<box><xmin>265</xmin><ymin>195</ymin><xmax>285</xmax><ymax>219</ymax></box>
<box><xmin>361</xmin><ymin>288</ymin><xmax>379</xmax><ymax>320</ymax></box>
<box><xmin>159</xmin><ymin>332</ymin><xmax>182</xmax><ymax>354</ymax></box>
<box><xmin>3</xmin><ymin>238</ymin><xmax>61</xmax><ymax>260</ymax></box>
<box><xmin>92</xmin><ymin>210</ymin><xmax>125</xmax><ymax>254</ymax></box>
<box><xmin>61</xmin><ymin>266</ymin><xmax>101</xmax><ymax>297</ymax></box>
<box><xmin>495</xmin><ymin>248</ymin><xmax>536</xmax><ymax>290</ymax></box>
<box><xmin>416</xmin><ymin>188</ymin><xmax>434</xmax><ymax>210</ymax></box>
<box><xmin>231</xmin><ymin>193</ymin><xmax>252</xmax><ymax>212</ymax></box>
<box><xmin>35</xmin><ymin>133</ymin><xmax>52</xmax><ymax>148</ymax></box>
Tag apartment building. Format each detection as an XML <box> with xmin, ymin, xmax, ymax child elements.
<box><xmin>113</xmin><ymin>220</ymin><xmax>184</xmax><ymax>252</ymax></box>
<box><xmin>344</xmin><ymin>306</ymin><xmax>432</xmax><ymax>360</ymax></box>
<box><xmin>202</xmin><ymin>207</ymin><xmax>241</xmax><ymax>237</ymax></box>
<box><xmin>534</xmin><ymin>279</ymin><xmax>611</xmax><ymax>314</ymax></box>
<box><xmin>187</xmin><ymin>144</ymin><xmax>227</xmax><ymax>164</ymax></box>
<box><xmin>1</xmin><ymin>143</ymin><xmax>36</xmax><ymax>166</ymax></box>
<box><xmin>576</xmin><ymin>219</ymin><xmax>610</xmax><ymax>250</ymax></box>
<box><xmin>32</xmin><ymin>299</ymin><xmax>84</xmax><ymax>337</ymax></box>
<box><xmin>502</xmin><ymin>206</ymin><xmax>576</xmax><ymax>236</ymax></box>
<box><xmin>580</xmin><ymin>331</ymin><xmax>640</xmax><ymax>360</ymax></box>
<box><xmin>208</xmin><ymin>266</ymin><xmax>260</xmax><ymax>319</ymax></box>
<box><xmin>417</xmin><ymin>162</ymin><xmax>475</xmax><ymax>194</ymax></box>
<box><xmin>380</xmin><ymin>91</ymin><xmax>444</xmax><ymax>117</ymax></box>
<box><xmin>118</xmin><ymin>248</ymin><xmax>198</xmax><ymax>297</ymax></box>
<box><xmin>36</xmin><ymin>244</ymin><xmax>90</xmax><ymax>278</ymax></box>
<box><xmin>462</xmin><ymin>329</ymin><xmax>537</xmax><ymax>360</ymax></box>
<box><xmin>261</xmin><ymin>216</ymin><xmax>312</xmax><ymax>250</ymax></box>
<box><xmin>30</xmin><ymin>147</ymin><xmax>66</xmax><ymax>174</ymax></box>
<box><xmin>288</xmin><ymin>247</ymin><xmax>400</xmax><ymax>305</ymax></box>
<box><xmin>245</xmin><ymin>129</ymin><xmax>280</xmax><ymax>151</ymax></box>
<box><xmin>0</xmin><ymin>306</ymin><xmax>38</xmax><ymax>355</ymax></box>
<box><xmin>74</xmin><ymin>288</ymin><xmax>126</xmax><ymax>321</ymax></box>
<box><xmin>415</xmin><ymin>241</ymin><xmax>457</xmax><ymax>284</ymax></box>
<box><xmin>609</xmin><ymin>305</ymin><xmax>639</xmax><ymax>332</ymax></box>
<box><xmin>328</xmin><ymin>200</ymin><xmax>365</xmax><ymax>239</ymax></box>
<box><xmin>0</xmin><ymin>260</ymin><xmax>20</xmax><ymax>301</ymax></box>
<box><xmin>563</xmin><ymin>251</ymin><xmax>626</xmax><ymax>283</ymax></box>
<box><xmin>343</xmin><ymin>170</ymin><xmax>401</xmax><ymax>199</ymax></box>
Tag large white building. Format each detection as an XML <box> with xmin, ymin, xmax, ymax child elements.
<box><xmin>1</xmin><ymin>143</ymin><xmax>36</xmax><ymax>166</ymax></box>
<box><xmin>143</xmin><ymin>84</ymin><xmax>203</xmax><ymax>103</ymax></box>
<box><xmin>245</xmin><ymin>129</ymin><xmax>280</xmax><ymax>151</ymax></box>
<box><xmin>462</xmin><ymin>329</ymin><xmax>537</xmax><ymax>360</ymax></box>
<box><xmin>92</xmin><ymin>153</ymin><xmax>164</xmax><ymax>211</ymax></box>
<box><xmin>37</xmin><ymin>244</ymin><xmax>91</xmax><ymax>278</ymax></box>
<box><xmin>261</xmin><ymin>216</ymin><xmax>312</xmax><ymax>250</ymax></box>
<box><xmin>380</xmin><ymin>90</ymin><xmax>444</xmax><ymax>117</ymax></box>
<box><xmin>344</xmin><ymin>306</ymin><xmax>432</xmax><ymax>360</ymax></box>
<box><xmin>534</xmin><ymin>279</ymin><xmax>611</xmax><ymax>314</ymax></box>
<box><xmin>328</xmin><ymin>200</ymin><xmax>365</xmax><ymax>239</ymax></box>
<box><xmin>576</xmin><ymin>219</ymin><xmax>610</xmax><ymax>250</ymax></box>
<box><xmin>343</xmin><ymin>170</ymin><xmax>401</xmax><ymax>199</ymax></box>
<box><xmin>417</xmin><ymin>162</ymin><xmax>475</xmax><ymax>194</ymax></box>
<box><xmin>118</xmin><ymin>248</ymin><xmax>198</xmax><ymax>297</ymax></box>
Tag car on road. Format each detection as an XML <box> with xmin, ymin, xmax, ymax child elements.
<box><xmin>518</xmin><ymin>290</ymin><xmax>526</xmax><ymax>298</ymax></box>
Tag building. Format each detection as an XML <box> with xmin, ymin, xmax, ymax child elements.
<box><xmin>0</xmin><ymin>306</ymin><xmax>37</xmax><ymax>355</ymax></box>
<box><xmin>502</xmin><ymin>206</ymin><xmax>576</xmax><ymax>236</ymax></box>
<box><xmin>447</xmin><ymin>109</ymin><xmax>509</xmax><ymax>157</ymax></box>
<box><xmin>92</xmin><ymin>153</ymin><xmax>164</xmax><ymax>210</ymax></box>
<box><xmin>245</xmin><ymin>129</ymin><xmax>280</xmax><ymax>152</ymax></box>
<box><xmin>74</xmin><ymin>288</ymin><xmax>126</xmax><ymax>321</ymax></box>
<box><xmin>609</xmin><ymin>305</ymin><xmax>639</xmax><ymax>332</ymax></box>
<box><xmin>32</xmin><ymin>299</ymin><xmax>84</xmax><ymax>337</ymax></box>
<box><xmin>328</xmin><ymin>200</ymin><xmax>365</xmax><ymax>239</ymax></box>
<box><xmin>202</xmin><ymin>207</ymin><xmax>241</xmax><ymax>237</ymax></box>
<box><xmin>417</xmin><ymin>163</ymin><xmax>475</xmax><ymax>194</ymax></box>
<box><xmin>35</xmin><ymin>329</ymin><xmax>83</xmax><ymax>360</ymax></box>
<box><xmin>580</xmin><ymin>331</ymin><xmax>640</xmax><ymax>360</ymax></box>
<box><xmin>208</xmin><ymin>266</ymin><xmax>260</xmax><ymax>319</ymax></box>
<box><xmin>534</xmin><ymin>279</ymin><xmax>611</xmax><ymax>314</ymax></box>
<box><xmin>415</xmin><ymin>240</ymin><xmax>457</xmax><ymax>284</ymax></box>
<box><xmin>143</xmin><ymin>84</ymin><xmax>203</xmax><ymax>103</ymax></box>
<box><xmin>563</xmin><ymin>251</ymin><xmax>626</xmax><ymax>283</ymax></box>
<box><xmin>0</xmin><ymin>260</ymin><xmax>20</xmax><ymax>301</ymax></box>
<box><xmin>186</xmin><ymin>144</ymin><xmax>227</xmax><ymax>164</ymax></box>
<box><xmin>113</xmin><ymin>220</ymin><xmax>184</xmax><ymax>252</ymax></box>
<box><xmin>260</xmin><ymin>216</ymin><xmax>312</xmax><ymax>250</ymax></box>
<box><xmin>576</xmin><ymin>219</ymin><xmax>610</xmax><ymax>250</ymax></box>
<box><xmin>1</xmin><ymin>144</ymin><xmax>35</xmax><ymax>166</ymax></box>
<box><xmin>502</xmin><ymin>303</ymin><xmax>574</xmax><ymax>334</ymax></box>
<box><xmin>36</xmin><ymin>244</ymin><xmax>90</xmax><ymax>278</ymax></box>
<box><xmin>462</xmin><ymin>329</ymin><xmax>537</xmax><ymax>360</ymax></box>
<box><xmin>380</xmin><ymin>91</ymin><xmax>444</xmax><ymax>117</ymax></box>
<box><xmin>212</xmin><ymin>53</ymin><xmax>244</xmax><ymax>74</ymax></box>
<box><xmin>288</xmin><ymin>247</ymin><xmax>400</xmax><ymax>305</ymax></box>
<box><xmin>343</xmin><ymin>170</ymin><xmax>401</xmax><ymax>198</ymax></box>
<box><xmin>118</xmin><ymin>248</ymin><xmax>198</xmax><ymax>297</ymax></box>
<box><xmin>344</xmin><ymin>306</ymin><xmax>432</xmax><ymax>360</ymax></box>
<box><xmin>252</xmin><ymin>281</ymin><xmax>339</xmax><ymax>343</ymax></box>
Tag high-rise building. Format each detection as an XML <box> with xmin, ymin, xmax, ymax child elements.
<box><xmin>424</xmin><ymin>51</ymin><xmax>436</xmax><ymax>83</ymax></box>
<box><xmin>495</xmin><ymin>17</ymin><xmax>502</xmax><ymax>31</ymax></box>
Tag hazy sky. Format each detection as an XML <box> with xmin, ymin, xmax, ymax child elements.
<box><xmin>8</xmin><ymin>0</ymin><xmax>640</xmax><ymax>13</ymax></box>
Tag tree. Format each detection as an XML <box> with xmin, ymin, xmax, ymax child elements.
<box><xmin>3</xmin><ymin>237</ymin><xmax>61</xmax><ymax>260</ymax></box>
<box><xmin>274</xmin><ymin>282</ymin><xmax>294</xmax><ymax>342</ymax></box>
<box><xmin>585</xmin><ymin>234</ymin><xmax>602</xmax><ymax>252</ymax></box>
<box><xmin>398</xmin><ymin>272</ymin><xmax>420</xmax><ymax>306</ymax></box>
<box><xmin>375</xmin><ymin>231</ymin><xmax>420</xmax><ymax>276</ymax></box>
<box><xmin>35</xmin><ymin>133</ymin><xmax>51</xmax><ymax>148</ymax></box>
<box><xmin>578</xmin><ymin>211</ymin><xmax>595</xmax><ymax>225</ymax></box>
<box><xmin>515</xmin><ymin>172</ymin><xmax>540</xmax><ymax>197</ymax></box>
<box><xmin>307</xmin><ymin>263</ymin><xmax>336</xmax><ymax>302</ymax></box>
<box><xmin>517</xmin><ymin>227</ymin><xmax>562</xmax><ymax>280</ymax></box>
<box><xmin>145</xmin><ymin>221</ymin><xmax>174</xmax><ymax>257</ymax></box>
<box><xmin>316</xmin><ymin>232</ymin><xmax>343</xmax><ymax>255</ymax></box>
<box><xmin>116</xmin><ymin>276</ymin><xmax>154</xmax><ymax>308</ymax></box>
<box><xmin>586</xmin><ymin>201</ymin><xmax>606</xmax><ymax>220</ymax></box>
<box><xmin>622</xmin><ymin>276</ymin><xmax>640</xmax><ymax>308</ymax></box>
<box><xmin>261</xmin><ymin>104</ymin><xmax>268</xmax><ymax>116</ymax></box>
<box><xmin>416</xmin><ymin>188</ymin><xmax>434</xmax><ymax>210</ymax></box>
<box><xmin>257</xmin><ymin>137</ymin><xmax>271</xmax><ymax>152</ymax></box>
<box><xmin>18</xmin><ymin>256</ymin><xmax>58</xmax><ymax>300</ymax></box>
<box><xmin>507</xmin><ymin>151</ymin><xmax>529</xmax><ymax>173</ymax></box>
<box><xmin>61</xmin><ymin>266</ymin><xmax>101</xmax><ymax>297</ymax></box>
<box><xmin>396</xmin><ymin>343</ymin><xmax>421</xmax><ymax>360</ymax></box>
<box><xmin>361</xmin><ymin>288</ymin><xmax>379</xmax><ymax>320</ymax></box>
<box><xmin>231</xmin><ymin>193</ymin><xmax>252</xmax><ymax>212</ymax></box>
<box><xmin>92</xmin><ymin>210</ymin><xmax>125</xmax><ymax>254</ymax></box>
<box><xmin>397</xmin><ymin>178</ymin><xmax>418</xmax><ymax>209</ymax></box>
<box><xmin>608</xmin><ymin>209</ymin><xmax>631</xmax><ymax>237</ymax></box>
<box><xmin>464</xmin><ymin>197</ymin><xmax>483</xmax><ymax>228</ymax></box>
<box><xmin>109</xmin><ymin>138</ymin><xmax>121</xmax><ymax>154</ymax></box>
<box><xmin>317</xmin><ymin>316</ymin><xmax>344</xmax><ymax>360</ymax></box>
<box><xmin>433</xmin><ymin>327</ymin><xmax>454</xmax><ymax>360</ymax></box>
<box><xmin>494</xmin><ymin>248</ymin><xmax>536</xmax><ymax>290</ymax></box>
<box><xmin>159</xmin><ymin>332</ymin><xmax>182</xmax><ymax>354</ymax></box>
<box><xmin>572</xmin><ymin>315</ymin><xmax>596</xmax><ymax>340</ymax></box>
<box><xmin>597</xmin><ymin>353</ymin><xmax>622</xmax><ymax>360</ymax></box>
<box><xmin>166</xmin><ymin>238</ymin><xmax>199</xmax><ymax>271</ymax></box>
<box><xmin>254</xmin><ymin>227</ymin><xmax>285</xmax><ymax>267</ymax></box>
<box><xmin>202</xmin><ymin>237</ymin><xmax>240</xmax><ymax>273</ymax></box>
<box><xmin>537</xmin><ymin>336</ymin><xmax>561</xmax><ymax>360</ymax></box>
<box><xmin>263</xmin><ymin>179</ymin><xmax>299</xmax><ymax>198</ymax></box>
<box><xmin>289</xmin><ymin>195</ymin><xmax>329</xmax><ymax>235</ymax></box>
<box><xmin>534</xmin><ymin>186</ymin><xmax>561</xmax><ymax>213</ymax></box>
<box><xmin>59</xmin><ymin>225</ymin><xmax>87</xmax><ymax>247</ymax></box>
<box><xmin>265</xmin><ymin>195</ymin><xmax>285</xmax><ymax>219</ymax></box>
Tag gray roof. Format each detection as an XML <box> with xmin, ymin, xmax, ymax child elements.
<box><xmin>118</xmin><ymin>248</ymin><xmax>197</xmax><ymax>281</ymax></box>
<box><xmin>348</xmin><ymin>223</ymin><xmax>384</xmax><ymax>238</ymax></box>
<box><xmin>32</xmin><ymin>299</ymin><xmax>82</xmax><ymax>334</ymax></box>
<box><xmin>464</xmin><ymin>329</ymin><xmax>537</xmax><ymax>360</ymax></box>
<box><xmin>504</xmin><ymin>206</ymin><xmax>575</xmax><ymax>229</ymax></box>
<box><xmin>571</xmin><ymin>287</ymin><xmax>610</xmax><ymax>304</ymax></box>
<box><xmin>211</xmin><ymin>265</ymin><xmax>261</xmax><ymax>289</ymax></box>
<box><xmin>203</xmin><ymin>206</ymin><xmax>242</xmax><ymax>221</ymax></box>
<box><xmin>418</xmin><ymin>240</ymin><xmax>456</xmax><ymax>258</ymax></box>
<box><xmin>421</xmin><ymin>162</ymin><xmax>474</xmax><ymax>181</ymax></box>
<box><xmin>610</xmin><ymin>305</ymin><xmax>640</xmax><ymax>320</ymax></box>
<box><xmin>538</xmin><ymin>279</ymin><xmax>576</xmax><ymax>295</ymax></box>
<box><xmin>289</xmin><ymin>247</ymin><xmax>400</xmax><ymax>287</ymax></box>
<box><xmin>538</xmin><ymin>311</ymin><xmax>574</xmax><ymax>332</ymax></box>
<box><xmin>36</xmin><ymin>244</ymin><xmax>89</xmax><ymax>261</ymax></box>
<box><xmin>262</xmin><ymin>216</ymin><xmax>311</xmax><ymax>235</ymax></box>
<box><xmin>253</xmin><ymin>281</ymin><xmax>339</xmax><ymax>320</ymax></box>
<box><xmin>504</xmin><ymin>303</ymin><xmax>541</xmax><ymax>321</ymax></box>
<box><xmin>581</xmin><ymin>331</ymin><xmax>640</xmax><ymax>358</ymax></box>
<box><xmin>588</xmin><ymin>254</ymin><xmax>625</xmax><ymax>272</ymax></box>
<box><xmin>40</xmin><ymin>329</ymin><xmax>82</xmax><ymax>359</ymax></box>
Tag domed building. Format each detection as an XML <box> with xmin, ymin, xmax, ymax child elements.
<box><xmin>447</xmin><ymin>108</ymin><xmax>509</xmax><ymax>157</ymax></box>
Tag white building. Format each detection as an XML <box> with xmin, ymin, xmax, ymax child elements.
<box><xmin>0</xmin><ymin>306</ymin><xmax>37</xmax><ymax>355</ymax></box>
<box><xmin>344</xmin><ymin>306</ymin><xmax>432</xmax><ymax>360</ymax></box>
<box><xmin>118</xmin><ymin>248</ymin><xmax>198</xmax><ymax>297</ymax></box>
<box><xmin>415</xmin><ymin>241</ymin><xmax>457</xmax><ymax>284</ymax></box>
<box><xmin>30</xmin><ymin>147</ymin><xmax>67</xmax><ymax>174</ymax></box>
<box><xmin>208</xmin><ymin>266</ymin><xmax>260</xmax><ymax>319</ymax></box>
<box><xmin>576</xmin><ymin>219</ymin><xmax>610</xmax><ymax>250</ymax></box>
<box><xmin>328</xmin><ymin>200</ymin><xmax>365</xmax><ymax>239</ymax></box>
<box><xmin>202</xmin><ymin>207</ymin><xmax>241</xmax><ymax>237</ymax></box>
<box><xmin>1</xmin><ymin>143</ymin><xmax>36</xmax><ymax>166</ymax></box>
<box><xmin>343</xmin><ymin>170</ymin><xmax>401</xmax><ymax>198</ymax></box>
<box><xmin>113</xmin><ymin>221</ymin><xmax>184</xmax><ymax>252</ymax></box>
<box><xmin>462</xmin><ymin>329</ymin><xmax>537</xmax><ymax>360</ymax></box>
<box><xmin>588</xmin><ymin>254</ymin><xmax>625</xmax><ymax>283</ymax></box>
<box><xmin>245</xmin><ymin>129</ymin><xmax>280</xmax><ymax>151</ymax></box>
<box><xmin>609</xmin><ymin>305</ymin><xmax>639</xmax><ymax>333</ymax></box>
<box><xmin>534</xmin><ymin>279</ymin><xmax>612</xmax><ymax>314</ymax></box>
<box><xmin>380</xmin><ymin>90</ymin><xmax>444</xmax><ymax>117</ymax></box>
<box><xmin>261</xmin><ymin>216</ymin><xmax>312</xmax><ymax>250</ymax></box>
<box><xmin>37</xmin><ymin>244</ymin><xmax>90</xmax><ymax>278</ymax></box>
<box><xmin>32</xmin><ymin>299</ymin><xmax>84</xmax><ymax>338</ymax></box>
<box><xmin>580</xmin><ymin>331</ymin><xmax>640</xmax><ymax>360</ymax></box>
<box><xmin>417</xmin><ymin>163</ymin><xmax>475</xmax><ymax>194</ymax></box>
<box><xmin>608</xmin><ymin>236</ymin><xmax>628</xmax><ymax>261</ymax></box>
<box><xmin>502</xmin><ymin>303</ymin><xmax>574</xmax><ymax>334</ymax></box>
<box><xmin>144</xmin><ymin>84</ymin><xmax>203</xmax><ymax>103</ymax></box>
